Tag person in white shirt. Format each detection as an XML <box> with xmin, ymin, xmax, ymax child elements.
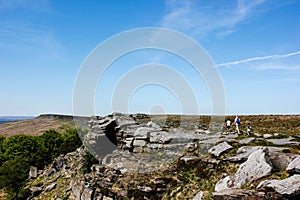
<box><xmin>226</xmin><ymin>119</ymin><xmax>231</xmax><ymax>131</ymax></box>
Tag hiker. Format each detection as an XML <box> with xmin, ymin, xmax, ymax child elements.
<box><xmin>246</xmin><ymin>123</ymin><xmax>252</xmax><ymax>135</ymax></box>
<box><xmin>234</xmin><ymin>115</ymin><xmax>241</xmax><ymax>134</ymax></box>
<box><xmin>226</xmin><ymin>119</ymin><xmax>231</xmax><ymax>131</ymax></box>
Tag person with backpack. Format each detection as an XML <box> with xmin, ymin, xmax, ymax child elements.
<box><xmin>234</xmin><ymin>115</ymin><xmax>241</xmax><ymax>134</ymax></box>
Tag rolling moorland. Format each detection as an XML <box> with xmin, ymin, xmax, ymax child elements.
<box><xmin>0</xmin><ymin>114</ymin><xmax>299</xmax><ymax>200</ymax></box>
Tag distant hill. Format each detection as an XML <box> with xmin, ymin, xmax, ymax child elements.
<box><xmin>0</xmin><ymin>116</ymin><xmax>34</xmax><ymax>124</ymax></box>
<box><xmin>0</xmin><ymin>114</ymin><xmax>78</xmax><ymax>137</ymax></box>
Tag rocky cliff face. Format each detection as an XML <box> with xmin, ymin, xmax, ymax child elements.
<box><xmin>26</xmin><ymin>113</ymin><xmax>300</xmax><ymax>199</ymax></box>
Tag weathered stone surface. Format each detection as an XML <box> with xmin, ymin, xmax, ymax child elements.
<box><xmin>239</xmin><ymin>137</ymin><xmax>255</xmax><ymax>144</ymax></box>
<box><xmin>215</xmin><ymin>148</ymin><xmax>273</xmax><ymax>191</ymax></box>
<box><xmin>267</xmin><ymin>136</ymin><xmax>299</xmax><ymax>146</ymax></box>
<box><xmin>150</xmin><ymin>131</ymin><xmax>172</xmax><ymax>144</ymax></box>
<box><xmin>212</xmin><ymin>189</ymin><xmax>265</xmax><ymax>200</ymax></box>
<box><xmin>81</xmin><ymin>188</ymin><xmax>94</xmax><ymax>200</ymax></box>
<box><xmin>287</xmin><ymin>156</ymin><xmax>300</xmax><ymax>174</ymax></box>
<box><xmin>133</xmin><ymin>147</ymin><xmax>144</xmax><ymax>153</ymax></box>
<box><xmin>237</xmin><ymin>146</ymin><xmax>289</xmax><ymax>154</ymax></box>
<box><xmin>125</xmin><ymin>137</ymin><xmax>134</xmax><ymax>148</ymax></box>
<box><xmin>215</xmin><ymin>176</ymin><xmax>232</xmax><ymax>192</ymax></box>
<box><xmin>133</xmin><ymin>139</ymin><xmax>147</xmax><ymax>147</ymax></box>
<box><xmin>45</xmin><ymin>183</ymin><xmax>56</xmax><ymax>191</ymax></box>
<box><xmin>193</xmin><ymin>190</ymin><xmax>203</xmax><ymax>200</ymax></box>
<box><xmin>257</xmin><ymin>174</ymin><xmax>300</xmax><ymax>196</ymax></box>
<box><xmin>208</xmin><ymin>142</ymin><xmax>233</xmax><ymax>157</ymax></box>
<box><xmin>70</xmin><ymin>179</ymin><xmax>83</xmax><ymax>199</ymax></box>
<box><xmin>147</xmin><ymin>121</ymin><xmax>161</xmax><ymax>130</ymax></box>
<box><xmin>29</xmin><ymin>166</ymin><xmax>38</xmax><ymax>179</ymax></box>
<box><xmin>134</xmin><ymin>127</ymin><xmax>153</xmax><ymax>139</ymax></box>
<box><xmin>263</xmin><ymin>134</ymin><xmax>273</xmax><ymax>139</ymax></box>
<box><xmin>53</xmin><ymin>155</ymin><xmax>66</xmax><ymax>170</ymax></box>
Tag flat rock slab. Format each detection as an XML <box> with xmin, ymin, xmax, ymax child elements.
<box><xmin>212</xmin><ymin>189</ymin><xmax>265</xmax><ymax>200</ymax></box>
<box><xmin>215</xmin><ymin>148</ymin><xmax>273</xmax><ymax>191</ymax></box>
<box><xmin>257</xmin><ymin>174</ymin><xmax>300</xmax><ymax>196</ymax></box>
<box><xmin>239</xmin><ymin>137</ymin><xmax>255</xmax><ymax>144</ymax></box>
<box><xmin>208</xmin><ymin>142</ymin><xmax>233</xmax><ymax>157</ymax></box>
<box><xmin>267</xmin><ymin>137</ymin><xmax>299</xmax><ymax>146</ymax></box>
<box><xmin>287</xmin><ymin>156</ymin><xmax>300</xmax><ymax>174</ymax></box>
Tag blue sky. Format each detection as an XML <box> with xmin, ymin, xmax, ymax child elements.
<box><xmin>0</xmin><ymin>0</ymin><xmax>299</xmax><ymax>116</ymax></box>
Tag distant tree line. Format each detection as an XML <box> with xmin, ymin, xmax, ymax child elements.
<box><xmin>0</xmin><ymin>128</ymin><xmax>83</xmax><ymax>199</ymax></box>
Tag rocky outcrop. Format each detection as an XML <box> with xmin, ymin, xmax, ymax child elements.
<box><xmin>215</xmin><ymin>148</ymin><xmax>273</xmax><ymax>191</ymax></box>
<box><xmin>25</xmin><ymin>114</ymin><xmax>300</xmax><ymax>200</ymax></box>
<box><xmin>257</xmin><ymin>174</ymin><xmax>300</xmax><ymax>196</ymax></box>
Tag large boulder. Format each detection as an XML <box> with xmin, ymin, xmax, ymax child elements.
<box><xmin>215</xmin><ymin>148</ymin><xmax>273</xmax><ymax>191</ymax></box>
<box><xmin>257</xmin><ymin>174</ymin><xmax>300</xmax><ymax>196</ymax></box>
<box><xmin>287</xmin><ymin>156</ymin><xmax>300</xmax><ymax>174</ymax></box>
<box><xmin>208</xmin><ymin>142</ymin><xmax>233</xmax><ymax>157</ymax></box>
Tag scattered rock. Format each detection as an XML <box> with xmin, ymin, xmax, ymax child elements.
<box><xmin>44</xmin><ymin>168</ymin><xmax>56</xmax><ymax>177</ymax></box>
<box><xmin>193</xmin><ymin>190</ymin><xmax>203</xmax><ymax>200</ymax></box>
<box><xmin>274</xmin><ymin>133</ymin><xmax>280</xmax><ymax>137</ymax></box>
<box><xmin>53</xmin><ymin>155</ymin><xmax>66</xmax><ymax>170</ymax></box>
<box><xmin>30</xmin><ymin>186</ymin><xmax>43</xmax><ymax>196</ymax></box>
<box><xmin>257</xmin><ymin>174</ymin><xmax>300</xmax><ymax>196</ymax></box>
<box><xmin>208</xmin><ymin>142</ymin><xmax>233</xmax><ymax>157</ymax></box>
<box><xmin>287</xmin><ymin>156</ymin><xmax>300</xmax><ymax>174</ymax></box>
<box><xmin>29</xmin><ymin>166</ymin><xmax>38</xmax><ymax>179</ymax></box>
<box><xmin>137</xmin><ymin>185</ymin><xmax>153</xmax><ymax>192</ymax></box>
<box><xmin>180</xmin><ymin>156</ymin><xmax>198</xmax><ymax>163</ymax></box>
<box><xmin>263</xmin><ymin>134</ymin><xmax>273</xmax><ymax>139</ymax></box>
<box><xmin>212</xmin><ymin>189</ymin><xmax>265</xmax><ymax>200</ymax></box>
<box><xmin>215</xmin><ymin>148</ymin><xmax>273</xmax><ymax>191</ymax></box>
<box><xmin>45</xmin><ymin>183</ymin><xmax>56</xmax><ymax>191</ymax></box>
<box><xmin>239</xmin><ymin>137</ymin><xmax>255</xmax><ymax>144</ymax></box>
<box><xmin>267</xmin><ymin>136</ymin><xmax>299</xmax><ymax>146</ymax></box>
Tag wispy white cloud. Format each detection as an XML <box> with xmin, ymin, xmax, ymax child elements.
<box><xmin>160</xmin><ymin>0</ymin><xmax>266</xmax><ymax>37</ymax></box>
<box><xmin>217</xmin><ymin>51</ymin><xmax>300</xmax><ymax>67</ymax></box>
